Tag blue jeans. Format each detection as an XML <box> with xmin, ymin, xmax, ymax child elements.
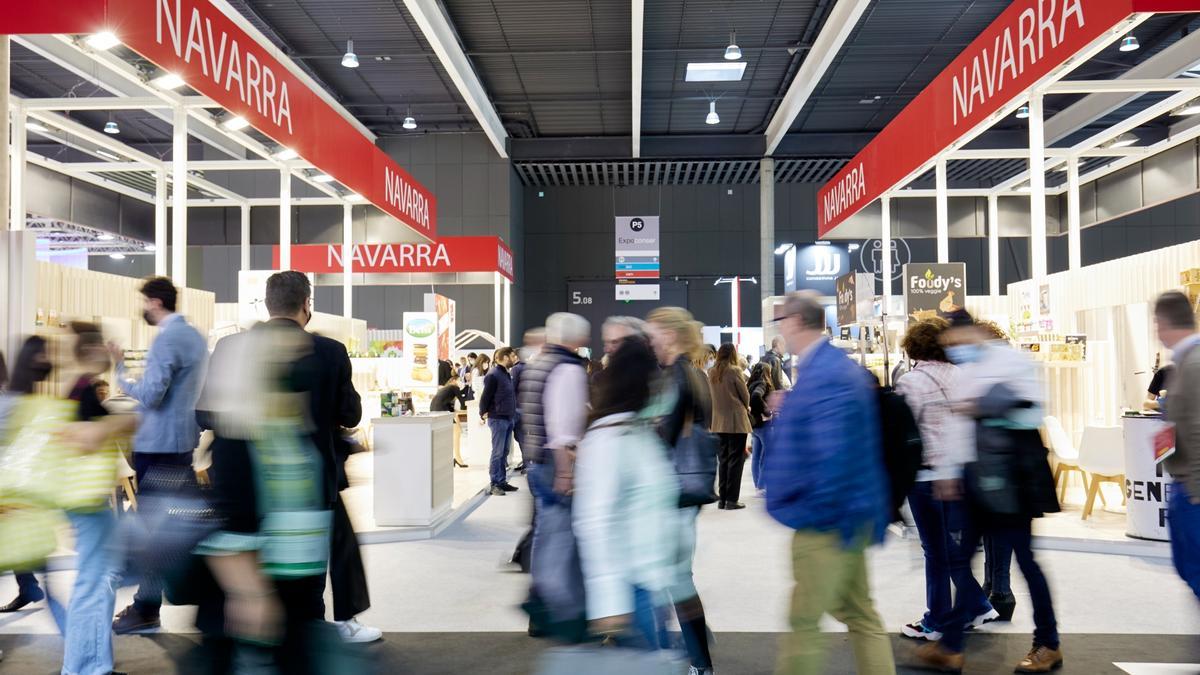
<box><xmin>983</xmin><ymin>534</ymin><xmax>1013</xmax><ymax>596</ymax></box>
<box><xmin>750</xmin><ymin>428</ymin><xmax>767</xmax><ymax>490</ymax></box>
<box><xmin>528</xmin><ymin>462</ymin><xmax>585</xmax><ymax>625</ymax></box>
<box><xmin>47</xmin><ymin>509</ymin><xmax>122</xmax><ymax>675</ymax></box>
<box><xmin>132</xmin><ymin>451</ymin><xmax>195</xmax><ymax>613</ymax></box>
<box><xmin>630</xmin><ymin>586</ymin><xmax>670</xmax><ymax>650</ymax></box>
<box><xmin>908</xmin><ymin>482</ymin><xmax>990</xmax><ymax>631</ymax></box>
<box><xmin>487</xmin><ymin>417</ymin><xmax>514</xmax><ymax>486</ymax></box>
<box><xmin>1170</xmin><ymin>483</ymin><xmax>1200</xmax><ymax>601</ymax></box>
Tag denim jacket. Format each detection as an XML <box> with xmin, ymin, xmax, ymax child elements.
<box><xmin>117</xmin><ymin>314</ymin><xmax>208</xmax><ymax>455</ymax></box>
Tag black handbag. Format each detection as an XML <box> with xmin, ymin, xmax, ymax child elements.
<box><xmin>673</xmin><ymin>407</ymin><xmax>718</xmax><ymax>508</ymax></box>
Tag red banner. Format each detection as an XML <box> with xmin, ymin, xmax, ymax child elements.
<box><xmin>0</xmin><ymin>1</ymin><xmax>436</xmax><ymax>240</ymax></box>
<box><xmin>273</xmin><ymin>237</ymin><xmax>514</xmax><ymax>280</ymax></box>
<box><xmin>816</xmin><ymin>0</ymin><xmax>1200</xmax><ymax>237</ymax></box>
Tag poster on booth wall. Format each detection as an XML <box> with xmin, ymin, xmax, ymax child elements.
<box><xmin>402</xmin><ymin>312</ymin><xmax>439</xmax><ymax>411</ymax></box>
<box><xmin>903</xmin><ymin>263</ymin><xmax>965</xmax><ymax>321</ymax></box>
<box><xmin>423</xmin><ymin>293</ymin><xmax>456</xmax><ymax>362</ymax></box>
<box><xmin>238</xmin><ymin>270</ymin><xmax>316</xmax><ymax>329</ymax></box>
<box><xmin>835</xmin><ymin>272</ymin><xmax>875</xmax><ymax>326</ymax></box>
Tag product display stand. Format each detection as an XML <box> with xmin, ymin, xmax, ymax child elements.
<box><xmin>372</xmin><ymin>413</ymin><xmax>454</xmax><ymax>527</ymax></box>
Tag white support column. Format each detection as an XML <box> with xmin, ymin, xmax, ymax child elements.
<box><xmin>342</xmin><ymin>203</ymin><xmax>353</xmax><ymax>319</ymax></box>
<box><xmin>760</xmin><ymin>157</ymin><xmax>776</xmax><ymax>301</ymax></box>
<box><xmin>493</xmin><ymin>275</ymin><xmax>501</xmax><ymax>344</ymax></box>
<box><xmin>239</xmin><ymin>204</ymin><xmax>251</xmax><ymax>272</ymax></box>
<box><xmin>9</xmin><ymin>100</ymin><xmax>25</xmax><ymax>231</ymax></box>
<box><xmin>881</xmin><ymin>195</ymin><xmax>892</xmax><ymax>307</ymax></box>
<box><xmin>988</xmin><ymin>194</ymin><xmax>1000</xmax><ymax>297</ymax></box>
<box><xmin>503</xmin><ymin>277</ymin><xmax>511</xmax><ymax>345</ymax></box>
<box><xmin>935</xmin><ymin>157</ymin><xmax>948</xmax><ymax>263</ymax></box>
<box><xmin>155</xmin><ymin>171</ymin><xmax>168</xmax><ymax>275</ymax></box>
<box><xmin>171</xmin><ymin>105</ymin><xmax>187</xmax><ymax>285</ymax></box>
<box><xmin>1029</xmin><ymin>93</ymin><xmax>1047</xmax><ymax>280</ymax></box>
<box><xmin>1067</xmin><ymin>156</ymin><xmax>1081</xmax><ymax>271</ymax></box>
<box><xmin>279</xmin><ymin>169</ymin><xmax>291</xmax><ymax>270</ymax></box>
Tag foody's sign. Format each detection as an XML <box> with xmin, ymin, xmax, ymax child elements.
<box><xmin>904</xmin><ymin>263</ymin><xmax>966</xmax><ymax>320</ymax></box>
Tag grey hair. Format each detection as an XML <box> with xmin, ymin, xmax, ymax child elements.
<box><xmin>603</xmin><ymin>315</ymin><xmax>647</xmax><ymax>336</ymax></box>
<box><xmin>782</xmin><ymin>290</ymin><xmax>826</xmax><ymax>332</ymax></box>
<box><xmin>546</xmin><ymin>312</ymin><xmax>591</xmax><ymax>345</ymax></box>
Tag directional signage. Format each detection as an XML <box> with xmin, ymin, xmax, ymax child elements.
<box><xmin>615</xmin><ymin>216</ymin><xmax>660</xmax><ymax>301</ymax></box>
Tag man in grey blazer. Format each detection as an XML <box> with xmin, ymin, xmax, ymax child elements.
<box><xmin>1156</xmin><ymin>290</ymin><xmax>1200</xmax><ymax>601</ymax></box>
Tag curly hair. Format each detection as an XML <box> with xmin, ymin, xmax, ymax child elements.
<box><xmin>901</xmin><ymin>318</ymin><xmax>950</xmax><ymax>363</ymax></box>
<box><xmin>974</xmin><ymin>318</ymin><xmax>1009</xmax><ymax>341</ymax></box>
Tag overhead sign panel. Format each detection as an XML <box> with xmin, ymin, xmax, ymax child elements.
<box><xmin>615</xmin><ymin>216</ymin><xmax>660</xmax><ymax>301</ymax></box>
<box><xmin>274</xmin><ymin>236</ymin><xmax>513</xmax><ymax>279</ymax></box>
<box><xmin>0</xmin><ymin>0</ymin><xmax>437</xmax><ymax>240</ymax></box>
<box><xmin>815</xmin><ymin>0</ymin><xmax>1200</xmax><ymax>237</ymax></box>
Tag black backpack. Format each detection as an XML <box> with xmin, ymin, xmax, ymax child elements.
<box><xmin>877</xmin><ymin>386</ymin><xmax>925</xmax><ymax>523</ymax></box>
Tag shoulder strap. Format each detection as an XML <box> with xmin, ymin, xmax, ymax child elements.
<box><xmin>906</xmin><ymin>367</ymin><xmax>948</xmax><ymax>401</ymax></box>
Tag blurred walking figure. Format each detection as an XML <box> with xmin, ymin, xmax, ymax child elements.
<box><xmin>708</xmin><ymin>344</ymin><xmax>752</xmax><ymax>510</ymax></box>
<box><xmin>913</xmin><ymin>309</ymin><xmax>1062</xmax><ymax>674</ymax></box>
<box><xmin>747</xmin><ymin>361</ymin><xmax>774</xmax><ymax>495</ymax></box>
<box><xmin>480</xmin><ymin>347</ymin><xmax>520</xmax><ymax>496</ymax></box>
<box><xmin>647</xmin><ymin>307</ymin><xmax>718</xmax><ymax>675</ymax></box>
<box><xmin>1153</xmin><ymin>291</ymin><xmax>1200</xmax><ymax>601</ymax></box>
<box><xmin>0</xmin><ymin>348</ymin><xmax>47</xmax><ymax>615</ymax></box>
<box><xmin>111</xmin><ymin>277</ymin><xmax>207</xmax><ymax>635</ymax></box>
<box><xmin>510</xmin><ymin>328</ymin><xmax>547</xmax><ymax>572</ymax></box>
<box><xmin>765</xmin><ymin>292</ymin><xmax>895</xmax><ymax>675</ymax></box>
<box><xmin>896</xmin><ymin>318</ymin><xmax>995</xmax><ymax>644</ymax></box>
<box><xmin>761</xmin><ymin>336</ymin><xmax>788</xmax><ymax>390</ymax></box>
<box><xmin>574</xmin><ymin>333</ymin><xmax>680</xmax><ymax>649</ymax></box>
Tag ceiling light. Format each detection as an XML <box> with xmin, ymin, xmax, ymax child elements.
<box><xmin>97</xmin><ymin>233</ymin><xmax>115</xmax><ymax>241</ymax></box>
<box><xmin>96</xmin><ymin>149</ymin><xmax>121</xmax><ymax>161</ymax></box>
<box><xmin>706</xmin><ymin>101</ymin><xmax>720</xmax><ymax>125</ymax></box>
<box><xmin>103</xmin><ymin>120</ymin><xmax>119</xmax><ymax>135</ymax></box>
<box><xmin>1016</xmin><ymin>105</ymin><xmax>1030</xmax><ymax>119</ymax></box>
<box><xmin>403</xmin><ymin>115</ymin><xmax>417</xmax><ymax>130</ymax></box>
<box><xmin>1108</xmin><ymin>132</ymin><xmax>1139</xmax><ymax>148</ymax></box>
<box><xmin>85</xmin><ymin>32</ymin><xmax>121</xmax><ymax>51</ymax></box>
<box><xmin>313</xmin><ymin>173</ymin><xmax>336</xmax><ymax>183</ymax></box>
<box><xmin>685</xmin><ymin>62</ymin><xmax>746</xmax><ymax>82</ymax></box>
<box><xmin>274</xmin><ymin>147</ymin><xmax>299</xmax><ymax>160</ymax></box>
<box><xmin>108</xmin><ymin>253</ymin><xmax>126</xmax><ymax>260</ymax></box>
<box><xmin>724</xmin><ymin>32</ymin><xmax>741</xmax><ymax>61</ymax></box>
<box><xmin>25</xmin><ymin>121</ymin><xmax>49</xmax><ymax>133</ymax></box>
<box><xmin>774</xmin><ymin>243</ymin><xmax>794</xmax><ymax>255</ymax></box>
<box><xmin>342</xmin><ymin>40</ymin><xmax>359</xmax><ymax>68</ymax></box>
<box><xmin>346</xmin><ymin>193</ymin><xmax>364</xmax><ymax>202</ymax></box>
<box><xmin>1171</xmin><ymin>100</ymin><xmax>1200</xmax><ymax>116</ymax></box>
<box><xmin>1119</xmin><ymin>35</ymin><xmax>1140</xmax><ymax>52</ymax></box>
<box><xmin>152</xmin><ymin>73</ymin><xmax>186</xmax><ymax>90</ymax></box>
<box><xmin>222</xmin><ymin>115</ymin><xmax>250</xmax><ymax>131</ymax></box>
<box><xmin>144</xmin><ymin>244</ymin><xmax>156</xmax><ymax>252</ymax></box>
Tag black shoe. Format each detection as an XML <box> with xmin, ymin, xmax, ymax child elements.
<box><xmin>499</xmin><ymin>482</ymin><xmax>520</xmax><ymax>492</ymax></box>
<box><xmin>0</xmin><ymin>593</ymin><xmax>41</xmax><ymax>613</ymax></box>
<box><xmin>989</xmin><ymin>592</ymin><xmax>1017</xmax><ymax>622</ymax></box>
<box><xmin>113</xmin><ymin>605</ymin><xmax>160</xmax><ymax>634</ymax></box>
<box><xmin>724</xmin><ymin>502</ymin><xmax>746</xmax><ymax>510</ymax></box>
<box><xmin>717</xmin><ymin>501</ymin><xmax>727</xmax><ymax>510</ymax></box>
<box><xmin>488</xmin><ymin>485</ymin><xmax>507</xmax><ymax>496</ymax></box>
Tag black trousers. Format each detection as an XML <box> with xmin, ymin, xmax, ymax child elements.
<box><xmin>328</xmin><ymin>495</ymin><xmax>370</xmax><ymax>621</ymax></box>
<box><xmin>716</xmin><ymin>433</ymin><xmax>748</xmax><ymax>504</ymax></box>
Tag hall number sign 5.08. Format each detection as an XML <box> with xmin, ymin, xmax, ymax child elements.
<box><xmin>571</xmin><ymin>292</ymin><xmax>594</xmax><ymax>305</ymax></box>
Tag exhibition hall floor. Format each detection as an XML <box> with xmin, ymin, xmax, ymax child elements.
<box><xmin>1</xmin><ymin>472</ymin><xmax>1197</xmax><ymax>673</ymax></box>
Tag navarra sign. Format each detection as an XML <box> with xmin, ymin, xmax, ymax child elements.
<box><xmin>816</xmin><ymin>0</ymin><xmax>1200</xmax><ymax>237</ymax></box>
<box><xmin>273</xmin><ymin>236</ymin><xmax>514</xmax><ymax>281</ymax></box>
<box><xmin>0</xmin><ymin>0</ymin><xmax>436</xmax><ymax>239</ymax></box>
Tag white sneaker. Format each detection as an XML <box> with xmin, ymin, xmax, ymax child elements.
<box><xmin>335</xmin><ymin>618</ymin><xmax>383</xmax><ymax>643</ymax></box>
<box><xmin>966</xmin><ymin>607</ymin><xmax>1001</xmax><ymax>630</ymax></box>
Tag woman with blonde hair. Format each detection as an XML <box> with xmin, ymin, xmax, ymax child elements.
<box><xmin>646</xmin><ymin>307</ymin><xmax>717</xmax><ymax>675</ymax></box>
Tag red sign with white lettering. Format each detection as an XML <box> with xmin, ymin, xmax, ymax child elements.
<box><xmin>816</xmin><ymin>0</ymin><xmax>1200</xmax><ymax>237</ymax></box>
<box><xmin>273</xmin><ymin>237</ymin><xmax>514</xmax><ymax>281</ymax></box>
<box><xmin>0</xmin><ymin>1</ymin><xmax>436</xmax><ymax>240</ymax></box>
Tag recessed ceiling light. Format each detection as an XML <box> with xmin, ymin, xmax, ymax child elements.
<box><xmin>152</xmin><ymin>73</ymin><xmax>186</xmax><ymax>90</ymax></box>
<box><xmin>1108</xmin><ymin>132</ymin><xmax>1139</xmax><ymax>148</ymax></box>
<box><xmin>342</xmin><ymin>40</ymin><xmax>359</xmax><ymax>68</ymax></box>
<box><xmin>1119</xmin><ymin>35</ymin><xmax>1140</xmax><ymax>52</ymax></box>
<box><xmin>222</xmin><ymin>115</ymin><xmax>250</xmax><ymax>131</ymax></box>
<box><xmin>313</xmin><ymin>173</ymin><xmax>336</xmax><ymax>183</ymax></box>
<box><xmin>103</xmin><ymin>120</ymin><xmax>120</xmax><ymax>134</ymax></box>
<box><xmin>108</xmin><ymin>253</ymin><xmax>126</xmax><ymax>260</ymax></box>
<box><xmin>685</xmin><ymin>62</ymin><xmax>746</xmax><ymax>82</ymax></box>
<box><xmin>403</xmin><ymin>115</ymin><xmax>417</xmax><ymax>130</ymax></box>
<box><xmin>274</xmin><ymin>147</ymin><xmax>299</xmax><ymax>160</ymax></box>
<box><xmin>97</xmin><ymin>233</ymin><xmax>115</xmax><ymax>241</ymax></box>
<box><xmin>25</xmin><ymin>121</ymin><xmax>49</xmax><ymax>133</ymax></box>
<box><xmin>706</xmin><ymin>101</ymin><xmax>720</xmax><ymax>125</ymax></box>
<box><xmin>1016</xmin><ymin>105</ymin><xmax>1030</xmax><ymax>119</ymax></box>
<box><xmin>96</xmin><ymin>149</ymin><xmax>121</xmax><ymax>161</ymax></box>
<box><xmin>85</xmin><ymin>32</ymin><xmax>121</xmax><ymax>51</ymax></box>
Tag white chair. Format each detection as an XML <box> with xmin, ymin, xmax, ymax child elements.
<box><xmin>1077</xmin><ymin>426</ymin><xmax>1126</xmax><ymax>520</ymax></box>
<box><xmin>1044</xmin><ymin>416</ymin><xmax>1087</xmax><ymax>504</ymax></box>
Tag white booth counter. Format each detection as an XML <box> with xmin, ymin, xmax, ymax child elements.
<box><xmin>1122</xmin><ymin>415</ymin><xmax>1174</xmax><ymax>542</ymax></box>
<box><xmin>372</xmin><ymin>413</ymin><xmax>454</xmax><ymax>527</ymax></box>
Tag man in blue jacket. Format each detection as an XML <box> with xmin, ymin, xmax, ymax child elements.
<box><xmin>765</xmin><ymin>291</ymin><xmax>895</xmax><ymax>675</ymax></box>
<box><xmin>110</xmin><ymin>277</ymin><xmax>208</xmax><ymax>634</ymax></box>
<box><xmin>480</xmin><ymin>346</ymin><xmax>520</xmax><ymax>495</ymax></box>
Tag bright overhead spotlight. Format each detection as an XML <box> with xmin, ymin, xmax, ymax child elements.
<box><xmin>342</xmin><ymin>40</ymin><xmax>359</xmax><ymax>68</ymax></box>
<box><xmin>313</xmin><ymin>173</ymin><xmax>336</xmax><ymax>183</ymax></box>
<box><xmin>706</xmin><ymin>101</ymin><xmax>720</xmax><ymax>125</ymax></box>
<box><xmin>774</xmin><ymin>243</ymin><xmax>794</xmax><ymax>255</ymax></box>
<box><xmin>1015</xmin><ymin>105</ymin><xmax>1030</xmax><ymax>119</ymax></box>
<box><xmin>222</xmin><ymin>115</ymin><xmax>250</xmax><ymax>131</ymax></box>
<box><xmin>1171</xmin><ymin>100</ymin><xmax>1200</xmax><ymax>116</ymax></box>
<box><xmin>85</xmin><ymin>31</ymin><xmax>121</xmax><ymax>51</ymax></box>
<box><xmin>108</xmin><ymin>253</ymin><xmax>126</xmax><ymax>260</ymax></box>
<box><xmin>346</xmin><ymin>193</ymin><xmax>365</xmax><ymax>202</ymax></box>
<box><xmin>685</xmin><ymin>62</ymin><xmax>746</xmax><ymax>82</ymax></box>
<box><xmin>1108</xmin><ymin>132</ymin><xmax>1139</xmax><ymax>148</ymax></box>
<box><xmin>152</xmin><ymin>72</ymin><xmax>186</xmax><ymax>90</ymax></box>
<box><xmin>25</xmin><ymin>121</ymin><xmax>49</xmax><ymax>133</ymax></box>
<box><xmin>724</xmin><ymin>31</ymin><xmax>742</xmax><ymax>61</ymax></box>
<box><xmin>96</xmin><ymin>149</ymin><xmax>121</xmax><ymax>161</ymax></box>
<box><xmin>103</xmin><ymin>120</ymin><xmax>119</xmax><ymax>135</ymax></box>
<box><xmin>403</xmin><ymin>115</ymin><xmax>417</xmax><ymax>130</ymax></box>
<box><xmin>274</xmin><ymin>147</ymin><xmax>299</xmax><ymax>160</ymax></box>
<box><xmin>144</xmin><ymin>244</ymin><xmax>156</xmax><ymax>252</ymax></box>
<box><xmin>97</xmin><ymin>233</ymin><xmax>115</xmax><ymax>241</ymax></box>
<box><xmin>1119</xmin><ymin>35</ymin><xmax>1140</xmax><ymax>52</ymax></box>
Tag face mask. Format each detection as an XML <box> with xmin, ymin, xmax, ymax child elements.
<box><xmin>142</xmin><ymin>310</ymin><xmax>157</xmax><ymax>327</ymax></box>
<box><xmin>705</xmin><ymin>358</ymin><xmax>715</xmax><ymax>370</ymax></box>
<box><xmin>946</xmin><ymin>345</ymin><xmax>981</xmax><ymax>365</ymax></box>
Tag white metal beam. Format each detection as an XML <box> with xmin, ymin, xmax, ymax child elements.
<box><xmin>240</xmin><ymin>204</ymin><xmax>251</xmax><ymax>273</ymax></box>
<box><xmin>765</xmin><ymin>0</ymin><xmax>871</xmax><ymax>156</ymax></box>
<box><xmin>10</xmin><ymin>100</ymin><xmax>26</xmax><ymax>231</ymax></box>
<box><xmin>987</xmin><ymin>195</ymin><xmax>1000</xmax><ymax>297</ymax></box>
<box><xmin>1045</xmin><ymin>78</ymin><xmax>1200</xmax><ymax>95</ymax></box>
<box><xmin>22</xmin><ymin>96</ymin><xmax>213</xmax><ymax>111</ymax></box>
<box><xmin>155</xmin><ymin>171</ymin><xmax>168</xmax><ymax>275</ymax></box>
<box><xmin>881</xmin><ymin>195</ymin><xmax>892</xmax><ymax>302</ymax></box>
<box><xmin>1028</xmin><ymin>93</ymin><xmax>1047</xmax><ymax>280</ymax></box>
<box><xmin>631</xmin><ymin>0</ymin><xmax>644</xmax><ymax>158</ymax></box>
<box><xmin>26</xmin><ymin>152</ymin><xmax>154</xmax><ymax>204</ymax></box>
<box><xmin>1067</xmin><ymin>156</ymin><xmax>1081</xmax><ymax>271</ymax></box>
<box><xmin>935</xmin><ymin>158</ymin><xmax>948</xmax><ymax>263</ymax></box>
<box><xmin>891</xmin><ymin>189</ymin><xmax>994</xmax><ymax>198</ymax></box>
<box><xmin>343</xmin><ymin>204</ymin><xmax>353</xmax><ymax>320</ymax></box>
<box><xmin>280</xmin><ymin>167</ymin><xmax>292</xmax><ymax>270</ymax></box>
<box><xmin>948</xmin><ymin>147</ymin><xmax>1148</xmax><ymax>160</ymax></box>
<box><xmin>173</xmin><ymin>105</ymin><xmax>188</xmax><ymax>285</ymax></box>
<box><xmin>404</xmin><ymin>0</ymin><xmax>509</xmax><ymax>158</ymax></box>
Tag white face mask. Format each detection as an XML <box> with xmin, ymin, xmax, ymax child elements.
<box><xmin>705</xmin><ymin>358</ymin><xmax>715</xmax><ymax>370</ymax></box>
